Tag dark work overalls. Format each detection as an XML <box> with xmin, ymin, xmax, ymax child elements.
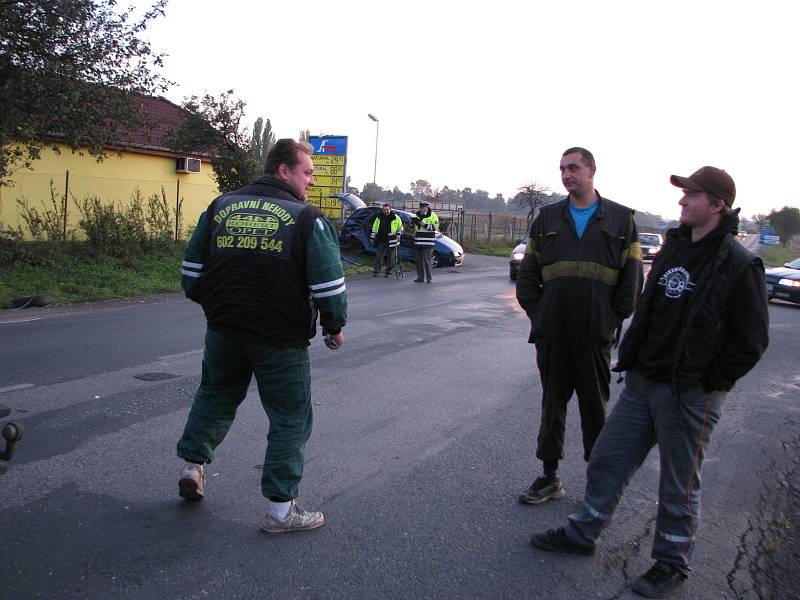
<box><xmin>516</xmin><ymin>196</ymin><xmax>642</xmax><ymax>465</ymax></box>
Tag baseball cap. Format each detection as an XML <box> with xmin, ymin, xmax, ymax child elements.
<box><xmin>669</xmin><ymin>166</ymin><xmax>736</xmax><ymax>207</ymax></box>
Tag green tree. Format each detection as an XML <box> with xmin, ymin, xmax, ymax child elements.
<box><xmin>167</xmin><ymin>90</ymin><xmax>260</xmax><ymax>193</ymax></box>
<box><xmin>411</xmin><ymin>179</ymin><xmax>432</xmax><ymax>198</ymax></box>
<box><xmin>766</xmin><ymin>206</ymin><xmax>800</xmax><ymax>244</ymax></box>
<box><xmin>361</xmin><ymin>182</ymin><xmax>384</xmax><ymax>203</ymax></box>
<box><xmin>0</xmin><ymin>0</ymin><xmax>169</xmax><ymax>183</ymax></box>
<box><xmin>514</xmin><ymin>182</ymin><xmax>552</xmax><ymax>225</ymax></box>
<box><xmin>248</xmin><ymin>117</ymin><xmax>275</xmax><ymax>171</ymax></box>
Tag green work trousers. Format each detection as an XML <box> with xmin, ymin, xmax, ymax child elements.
<box><xmin>177</xmin><ymin>328</ymin><xmax>312</xmax><ymax>501</ymax></box>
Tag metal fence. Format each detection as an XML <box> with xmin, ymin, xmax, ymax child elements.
<box><xmin>451</xmin><ymin>212</ymin><xmax>529</xmax><ymax>245</ymax></box>
<box><xmin>0</xmin><ymin>171</ymin><xmax>219</xmax><ymax>241</ymax></box>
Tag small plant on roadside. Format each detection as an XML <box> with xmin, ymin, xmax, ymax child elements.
<box><xmin>145</xmin><ymin>186</ymin><xmax>181</xmax><ymax>242</ymax></box>
<box><xmin>16</xmin><ymin>180</ymin><xmax>72</xmax><ymax>241</ymax></box>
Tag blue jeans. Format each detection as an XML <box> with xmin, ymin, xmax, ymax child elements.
<box><xmin>565</xmin><ymin>369</ymin><xmax>726</xmax><ymax>574</ymax></box>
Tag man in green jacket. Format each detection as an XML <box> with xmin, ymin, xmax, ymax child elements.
<box><xmin>176</xmin><ymin>138</ymin><xmax>347</xmax><ymax>533</ymax></box>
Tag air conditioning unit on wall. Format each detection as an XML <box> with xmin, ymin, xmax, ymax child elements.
<box><xmin>176</xmin><ymin>157</ymin><xmax>202</xmax><ymax>174</ymax></box>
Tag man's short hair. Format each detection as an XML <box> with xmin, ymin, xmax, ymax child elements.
<box><xmin>265</xmin><ymin>139</ymin><xmax>313</xmax><ymax>175</ymax></box>
<box><xmin>562</xmin><ymin>147</ymin><xmax>595</xmax><ymax>168</ymax></box>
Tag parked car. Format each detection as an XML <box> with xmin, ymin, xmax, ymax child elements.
<box><xmin>340</xmin><ymin>206</ymin><xmax>465</xmax><ymax>268</ymax></box>
<box><xmin>509</xmin><ymin>238</ymin><xmax>526</xmax><ymax>280</ymax></box>
<box><xmin>639</xmin><ymin>232</ymin><xmax>663</xmax><ymax>261</ymax></box>
<box><xmin>765</xmin><ymin>257</ymin><xmax>800</xmax><ymax>304</ymax></box>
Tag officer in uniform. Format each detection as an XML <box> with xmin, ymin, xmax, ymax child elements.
<box><xmin>176</xmin><ymin>138</ymin><xmax>347</xmax><ymax>533</ymax></box>
<box><xmin>370</xmin><ymin>203</ymin><xmax>404</xmax><ymax>277</ymax></box>
<box><xmin>412</xmin><ymin>200</ymin><xmax>439</xmax><ymax>283</ymax></box>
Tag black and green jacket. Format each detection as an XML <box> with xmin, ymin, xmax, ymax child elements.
<box><xmin>181</xmin><ymin>176</ymin><xmax>347</xmax><ymax>347</ymax></box>
<box><xmin>516</xmin><ymin>193</ymin><xmax>643</xmax><ymax>344</ymax></box>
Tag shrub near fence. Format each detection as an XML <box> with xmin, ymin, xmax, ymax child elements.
<box><xmin>0</xmin><ymin>171</ymin><xmax>218</xmax><ymax>241</ymax></box>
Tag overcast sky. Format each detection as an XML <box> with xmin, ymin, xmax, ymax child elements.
<box><xmin>141</xmin><ymin>0</ymin><xmax>799</xmax><ymax>219</ymax></box>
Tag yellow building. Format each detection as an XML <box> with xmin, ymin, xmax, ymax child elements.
<box><xmin>0</xmin><ymin>96</ymin><xmax>219</xmax><ymax>239</ymax></box>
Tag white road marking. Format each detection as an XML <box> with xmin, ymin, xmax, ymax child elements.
<box><xmin>376</xmin><ymin>300</ymin><xmax>454</xmax><ymax>318</ymax></box>
<box><xmin>0</xmin><ymin>317</ymin><xmax>43</xmax><ymax>325</ymax></box>
<box><xmin>0</xmin><ymin>383</ymin><xmax>35</xmax><ymax>394</ymax></box>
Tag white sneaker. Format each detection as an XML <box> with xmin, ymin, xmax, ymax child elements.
<box><xmin>259</xmin><ymin>499</ymin><xmax>325</xmax><ymax>533</ymax></box>
<box><xmin>178</xmin><ymin>462</ymin><xmax>205</xmax><ymax>500</ymax></box>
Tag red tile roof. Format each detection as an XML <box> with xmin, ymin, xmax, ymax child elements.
<box><xmin>115</xmin><ymin>95</ymin><xmax>188</xmax><ymax>154</ymax></box>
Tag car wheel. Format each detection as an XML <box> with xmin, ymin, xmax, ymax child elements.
<box><xmin>431</xmin><ymin>252</ymin><xmax>441</xmax><ymax>268</ymax></box>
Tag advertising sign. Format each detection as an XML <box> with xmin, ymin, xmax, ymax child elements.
<box><xmin>308</xmin><ymin>136</ymin><xmax>347</xmax><ymax>219</ymax></box>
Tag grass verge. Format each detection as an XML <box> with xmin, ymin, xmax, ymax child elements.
<box><xmin>0</xmin><ymin>241</ymin><xmax>377</xmax><ymax>308</ymax></box>
<box><xmin>761</xmin><ymin>245</ymin><xmax>797</xmax><ymax>267</ymax></box>
<box><xmin>462</xmin><ymin>242</ymin><xmax>516</xmax><ymax>257</ymax></box>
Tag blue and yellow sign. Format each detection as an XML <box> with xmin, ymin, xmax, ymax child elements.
<box><xmin>308</xmin><ymin>136</ymin><xmax>347</xmax><ymax>219</ymax></box>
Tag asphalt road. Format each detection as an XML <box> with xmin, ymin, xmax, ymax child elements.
<box><xmin>1</xmin><ymin>252</ymin><xmax>798</xmax><ymax>599</ymax></box>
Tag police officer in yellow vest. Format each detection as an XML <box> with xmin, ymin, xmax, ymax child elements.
<box><xmin>411</xmin><ymin>200</ymin><xmax>439</xmax><ymax>283</ymax></box>
<box><xmin>370</xmin><ymin>203</ymin><xmax>404</xmax><ymax>277</ymax></box>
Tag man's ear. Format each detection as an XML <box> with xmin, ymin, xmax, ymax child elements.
<box><xmin>275</xmin><ymin>163</ymin><xmax>288</xmax><ymax>181</ymax></box>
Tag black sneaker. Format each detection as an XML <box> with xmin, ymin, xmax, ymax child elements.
<box><xmin>530</xmin><ymin>527</ymin><xmax>595</xmax><ymax>556</ymax></box>
<box><xmin>631</xmin><ymin>561</ymin><xmax>688</xmax><ymax>598</ymax></box>
<box><xmin>519</xmin><ymin>475</ymin><xmax>565</xmax><ymax>504</ymax></box>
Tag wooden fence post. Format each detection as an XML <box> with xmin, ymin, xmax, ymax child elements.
<box><xmin>62</xmin><ymin>170</ymin><xmax>69</xmax><ymax>242</ymax></box>
<box><xmin>175</xmin><ymin>179</ymin><xmax>180</xmax><ymax>241</ymax></box>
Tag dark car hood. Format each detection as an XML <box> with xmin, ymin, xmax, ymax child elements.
<box><xmin>766</xmin><ymin>266</ymin><xmax>800</xmax><ymax>279</ymax></box>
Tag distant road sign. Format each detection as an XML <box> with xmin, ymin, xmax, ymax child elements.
<box><xmin>759</xmin><ymin>234</ymin><xmax>781</xmax><ymax>245</ymax></box>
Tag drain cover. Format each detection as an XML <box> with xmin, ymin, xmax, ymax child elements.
<box><xmin>133</xmin><ymin>372</ymin><xmax>180</xmax><ymax>381</ymax></box>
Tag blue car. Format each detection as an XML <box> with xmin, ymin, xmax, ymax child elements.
<box><xmin>339</xmin><ymin>205</ymin><xmax>465</xmax><ymax>268</ymax></box>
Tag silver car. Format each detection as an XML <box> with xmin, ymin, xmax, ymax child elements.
<box><xmin>639</xmin><ymin>232</ymin><xmax>663</xmax><ymax>262</ymax></box>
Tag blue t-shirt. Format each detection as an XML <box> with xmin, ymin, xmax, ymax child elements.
<box><xmin>569</xmin><ymin>201</ymin><xmax>599</xmax><ymax>238</ymax></box>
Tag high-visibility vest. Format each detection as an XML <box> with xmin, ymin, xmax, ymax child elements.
<box><xmin>413</xmin><ymin>211</ymin><xmax>439</xmax><ymax>247</ymax></box>
<box><xmin>371</xmin><ymin>213</ymin><xmax>404</xmax><ymax>247</ymax></box>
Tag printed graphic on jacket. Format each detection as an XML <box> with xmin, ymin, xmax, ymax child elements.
<box><xmin>657</xmin><ymin>267</ymin><xmax>696</xmax><ymax>299</ymax></box>
<box><xmin>212</xmin><ymin>199</ymin><xmax>296</xmax><ymax>256</ymax></box>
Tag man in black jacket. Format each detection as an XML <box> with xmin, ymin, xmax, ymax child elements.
<box><xmin>516</xmin><ymin>147</ymin><xmax>642</xmax><ymax>504</ymax></box>
<box><xmin>530</xmin><ymin>166</ymin><xmax>769</xmax><ymax>598</ymax></box>
<box><xmin>369</xmin><ymin>203</ymin><xmax>403</xmax><ymax>277</ymax></box>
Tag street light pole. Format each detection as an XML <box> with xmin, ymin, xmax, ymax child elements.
<box><xmin>368</xmin><ymin>113</ymin><xmax>379</xmax><ymax>186</ymax></box>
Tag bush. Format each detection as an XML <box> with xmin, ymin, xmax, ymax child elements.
<box><xmin>16</xmin><ymin>180</ymin><xmax>72</xmax><ymax>241</ymax></box>
<box><xmin>75</xmin><ymin>193</ymin><xmax>149</xmax><ymax>257</ymax></box>
<box><xmin>73</xmin><ymin>188</ymin><xmax>182</xmax><ymax>257</ymax></box>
